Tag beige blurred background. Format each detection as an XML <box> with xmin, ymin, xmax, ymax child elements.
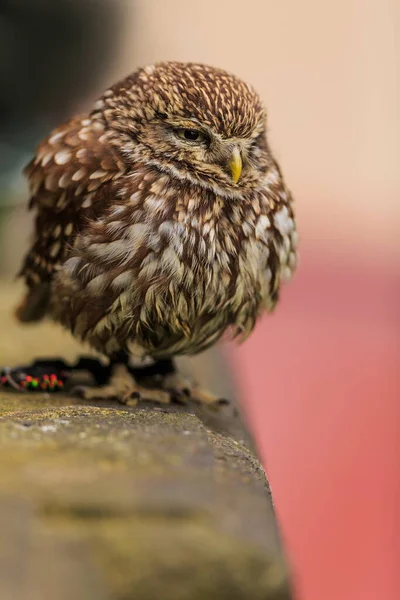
<box><xmin>2</xmin><ymin>0</ymin><xmax>398</xmax><ymax>272</ymax></box>
<box><xmin>111</xmin><ymin>0</ymin><xmax>399</xmax><ymax>267</ymax></box>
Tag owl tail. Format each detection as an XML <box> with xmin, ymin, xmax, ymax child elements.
<box><xmin>14</xmin><ymin>284</ymin><xmax>50</xmax><ymax>323</ymax></box>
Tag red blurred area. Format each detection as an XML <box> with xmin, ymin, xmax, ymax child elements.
<box><xmin>230</xmin><ymin>248</ymin><xmax>399</xmax><ymax>600</ymax></box>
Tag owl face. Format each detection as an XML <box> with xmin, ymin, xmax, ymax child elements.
<box><xmin>98</xmin><ymin>62</ymin><xmax>270</xmax><ymax>194</ymax></box>
<box><xmin>135</xmin><ymin>113</ymin><xmax>268</xmax><ymax>190</ymax></box>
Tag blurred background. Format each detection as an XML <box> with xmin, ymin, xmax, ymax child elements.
<box><xmin>0</xmin><ymin>1</ymin><xmax>398</xmax><ymax>599</ymax></box>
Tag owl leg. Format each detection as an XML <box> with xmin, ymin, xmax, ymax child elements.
<box><xmin>0</xmin><ymin>354</ymin><xmax>227</xmax><ymax>406</ymax></box>
<box><xmin>73</xmin><ymin>357</ymin><xmax>229</xmax><ymax>407</ymax></box>
<box><xmin>72</xmin><ymin>354</ymin><xmax>171</xmax><ymax>405</ymax></box>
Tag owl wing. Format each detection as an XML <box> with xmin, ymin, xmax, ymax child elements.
<box><xmin>16</xmin><ymin>115</ymin><xmax>125</xmax><ymax>322</ymax></box>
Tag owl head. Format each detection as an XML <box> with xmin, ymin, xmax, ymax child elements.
<box><xmin>93</xmin><ymin>62</ymin><xmax>271</xmax><ymax>195</ymax></box>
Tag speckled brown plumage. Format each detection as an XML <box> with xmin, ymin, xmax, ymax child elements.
<box><xmin>17</xmin><ymin>62</ymin><xmax>298</xmax><ymax>379</ymax></box>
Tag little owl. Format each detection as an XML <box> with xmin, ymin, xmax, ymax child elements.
<box><xmin>10</xmin><ymin>62</ymin><xmax>298</xmax><ymax>404</ymax></box>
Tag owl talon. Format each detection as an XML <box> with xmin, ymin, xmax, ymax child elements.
<box><xmin>191</xmin><ymin>389</ymin><xmax>230</xmax><ymax>408</ymax></box>
<box><xmin>161</xmin><ymin>372</ymin><xmax>228</xmax><ymax>408</ymax></box>
<box><xmin>216</xmin><ymin>398</ymin><xmax>230</xmax><ymax>406</ymax></box>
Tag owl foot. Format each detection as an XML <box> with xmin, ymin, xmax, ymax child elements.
<box><xmin>72</xmin><ymin>363</ymin><xmax>171</xmax><ymax>406</ymax></box>
<box><xmin>0</xmin><ymin>356</ymin><xmax>229</xmax><ymax>409</ymax></box>
<box><xmin>162</xmin><ymin>372</ymin><xmax>230</xmax><ymax>408</ymax></box>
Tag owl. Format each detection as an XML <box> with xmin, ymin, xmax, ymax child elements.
<box><xmin>12</xmin><ymin>62</ymin><xmax>298</xmax><ymax>404</ymax></box>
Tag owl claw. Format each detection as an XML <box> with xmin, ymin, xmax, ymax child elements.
<box><xmin>162</xmin><ymin>372</ymin><xmax>229</xmax><ymax>408</ymax></box>
<box><xmin>191</xmin><ymin>389</ymin><xmax>231</xmax><ymax>409</ymax></box>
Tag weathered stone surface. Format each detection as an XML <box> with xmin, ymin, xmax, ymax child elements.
<box><xmin>0</xmin><ymin>286</ymin><xmax>292</xmax><ymax>599</ymax></box>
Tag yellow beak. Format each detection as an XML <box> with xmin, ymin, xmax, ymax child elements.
<box><xmin>228</xmin><ymin>146</ymin><xmax>242</xmax><ymax>184</ymax></box>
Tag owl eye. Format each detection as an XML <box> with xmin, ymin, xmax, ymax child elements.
<box><xmin>175</xmin><ymin>128</ymin><xmax>209</xmax><ymax>144</ymax></box>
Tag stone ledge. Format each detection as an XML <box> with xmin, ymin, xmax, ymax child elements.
<box><xmin>0</xmin><ymin>395</ymin><xmax>292</xmax><ymax>600</ymax></box>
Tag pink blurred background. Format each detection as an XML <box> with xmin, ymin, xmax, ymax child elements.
<box><xmin>1</xmin><ymin>1</ymin><xmax>398</xmax><ymax>598</ymax></box>
<box><xmin>233</xmin><ymin>253</ymin><xmax>399</xmax><ymax>600</ymax></box>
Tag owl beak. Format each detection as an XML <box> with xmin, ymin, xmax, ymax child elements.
<box><xmin>228</xmin><ymin>146</ymin><xmax>242</xmax><ymax>184</ymax></box>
